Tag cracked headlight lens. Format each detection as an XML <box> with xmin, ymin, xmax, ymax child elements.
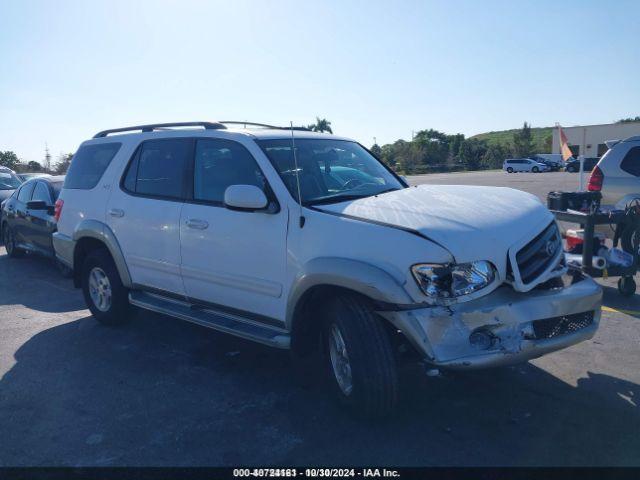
<box><xmin>411</xmin><ymin>261</ymin><xmax>496</xmax><ymax>300</ymax></box>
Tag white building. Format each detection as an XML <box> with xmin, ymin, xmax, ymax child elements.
<box><xmin>552</xmin><ymin>121</ymin><xmax>640</xmax><ymax>158</ymax></box>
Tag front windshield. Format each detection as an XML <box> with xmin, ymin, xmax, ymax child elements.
<box><xmin>257</xmin><ymin>139</ymin><xmax>404</xmax><ymax>205</ymax></box>
<box><xmin>0</xmin><ymin>171</ymin><xmax>22</xmax><ymax>190</ymax></box>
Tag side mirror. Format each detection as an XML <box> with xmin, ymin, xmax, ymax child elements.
<box><xmin>224</xmin><ymin>185</ymin><xmax>268</xmax><ymax>211</ymax></box>
<box><xmin>26</xmin><ymin>200</ymin><xmax>47</xmax><ymax>210</ymax></box>
<box><xmin>400</xmin><ymin>175</ymin><xmax>408</xmax><ymax>184</ymax></box>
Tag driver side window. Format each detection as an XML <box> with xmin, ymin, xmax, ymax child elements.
<box><xmin>193</xmin><ymin>139</ymin><xmax>267</xmax><ymax>205</ymax></box>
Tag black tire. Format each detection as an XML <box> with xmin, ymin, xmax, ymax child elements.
<box><xmin>3</xmin><ymin>224</ymin><xmax>25</xmax><ymax>258</ymax></box>
<box><xmin>506</xmin><ymin>167</ymin><xmax>513</xmax><ymax>173</ymax></box>
<box><xmin>321</xmin><ymin>294</ymin><xmax>398</xmax><ymax>417</ymax></box>
<box><xmin>567</xmin><ymin>166</ymin><xmax>576</xmax><ymax>173</ymax></box>
<box><xmin>532</xmin><ymin>166</ymin><xmax>539</xmax><ymax>173</ymax></box>
<box><xmin>81</xmin><ymin>248</ymin><xmax>132</xmax><ymax>325</ymax></box>
<box><xmin>618</xmin><ymin>277</ymin><xmax>636</xmax><ymax>297</ymax></box>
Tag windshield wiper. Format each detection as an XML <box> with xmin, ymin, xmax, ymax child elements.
<box><xmin>307</xmin><ymin>188</ymin><xmax>401</xmax><ymax>206</ymax></box>
<box><xmin>373</xmin><ymin>187</ymin><xmax>400</xmax><ymax>196</ymax></box>
<box><xmin>305</xmin><ymin>193</ymin><xmax>371</xmax><ymax>206</ymax></box>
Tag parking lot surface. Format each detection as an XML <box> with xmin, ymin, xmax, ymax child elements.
<box><xmin>1</xmin><ymin>171</ymin><xmax>639</xmax><ymax>466</ymax></box>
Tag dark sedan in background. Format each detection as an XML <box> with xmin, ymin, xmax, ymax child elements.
<box><xmin>0</xmin><ymin>167</ymin><xmax>23</xmax><ymax>204</ymax></box>
<box><xmin>1</xmin><ymin>175</ymin><xmax>68</xmax><ymax>273</ymax></box>
<box><xmin>565</xmin><ymin>157</ymin><xmax>599</xmax><ymax>173</ymax></box>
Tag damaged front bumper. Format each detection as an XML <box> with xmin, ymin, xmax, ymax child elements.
<box><xmin>378</xmin><ymin>270</ymin><xmax>602</xmax><ymax>370</ymax></box>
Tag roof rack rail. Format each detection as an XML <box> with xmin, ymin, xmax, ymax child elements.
<box><xmin>219</xmin><ymin>121</ymin><xmax>311</xmax><ymax>131</ymax></box>
<box><xmin>93</xmin><ymin>121</ymin><xmax>227</xmax><ymax>138</ymax></box>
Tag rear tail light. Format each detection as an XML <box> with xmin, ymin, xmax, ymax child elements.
<box><xmin>54</xmin><ymin>199</ymin><xmax>64</xmax><ymax>222</ymax></box>
<box><xmin>587</xmin><ymin>165</ymin><xmax>603</xmax><ymax>192</ymax></box>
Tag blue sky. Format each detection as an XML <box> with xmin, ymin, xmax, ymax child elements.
<box><xmin>1</xmin><ymin>0</ymin><xmax>639</xmax><ymax>164</ymax></box>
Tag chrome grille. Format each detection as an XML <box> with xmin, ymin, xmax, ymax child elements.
<box><xmin>515</xmin><ymin>222</ymin><xmax>562</xmax><ymax>284</ymax></box>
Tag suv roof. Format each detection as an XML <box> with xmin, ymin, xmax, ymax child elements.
<box><xmin>91</xmin><ymin>121</ymin><xmax>350</xmax><ymax>142</ymax></box>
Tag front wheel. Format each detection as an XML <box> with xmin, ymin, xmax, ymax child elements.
<box><xmin>322</xmin><ymin>294</ymin><xmax>398</xmax><ymax>417</ymax></box>
<box><xmin>618</xmin><ymin>277</ymin><xmax>636</xmax><ymax>297</ymax></box>
<box><xmin>3</xmin><ymin>224</ymin><xmax>24</xmax><ymax>258</ymax></box>
<box><xmin>506</xmin><ymin>167</ymin><xmax>513</xmax><ymax>173</ymax></box>
<box><xmin>532</xmin><ymin>166</ymin><xmax>539</xmax><ymax>173</ymax></box>
<box><xmin>81</xmin><ymin>249</ymin><xmax>132</xmax><ymax>325</ymax></box>
<box><xmin>567</xmin><ymin>166</ymin><xmax>576</xmax><ymax>173</ymax></box>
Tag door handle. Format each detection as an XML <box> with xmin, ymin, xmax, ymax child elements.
<box><xmin>186</xmin><ymin>219</ymin><xmax>209</xmax><ymax>230</ymax></box>
<box><xmin>108</xmin><ymin>208</ymin><xmax>125</xmax><ymax>218</ymax></box>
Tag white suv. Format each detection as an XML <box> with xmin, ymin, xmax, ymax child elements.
<box><xmin>54</xmin><ymin>121</ymin><xmax>602</xmax><ymax>416</ymax></box>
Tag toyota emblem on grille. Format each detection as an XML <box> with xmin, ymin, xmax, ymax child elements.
<box><xmin>545</xmin><ymin>239</ymin><xmax>557</xmax><ymax>257</ymax></box>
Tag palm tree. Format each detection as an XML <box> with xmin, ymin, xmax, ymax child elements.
<box><xmin>308</xmin><ymin>117</ymin><xmax>333</xmax><ymax>133</ymax></box>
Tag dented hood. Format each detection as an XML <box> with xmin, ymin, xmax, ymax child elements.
<box><xmin>316</xmin><ymin>185</ymin><xmax>554</xmax><ymax>264</ymax></box>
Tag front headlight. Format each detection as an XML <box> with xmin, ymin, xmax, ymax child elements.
<box><xmin>411</xmin><ymin>261</ymin><xmax>497</xmax><ymax>301</ymax></box>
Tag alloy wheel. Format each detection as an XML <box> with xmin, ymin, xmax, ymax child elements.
<box><xmin>88</xmin><ymin>267</ymin><xmax>112</xmax><ymax>312</ymax></box>
<box><xmin>328</xmin><ymin>323</ymin><xmax>353</xmax><ymax>396</ymax></box>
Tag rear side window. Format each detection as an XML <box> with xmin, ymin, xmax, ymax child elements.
<box><xmin>620</xmin><ymin>146</ymin><xmax>640</xmax><ymax>177</ymax></box>
<box><xmin>65</xmin><ymin>142</ymin><xmax>121</xmax><ymax>190</ymax></box>
<box><xmin>122</xmin><ymin>138</ymin><xmax>190</xmax><ymax>200</ymax></box>
<box><xmin>17</xmin><ymin>182</ymin><xmax>35</xmax><ymax>202</ymax></box>
<box><xmin>193</xmin><ymin>139</ymin><xmax>266</xmax><ymax>204</ymax></box>
<box><xmin>32</xmin><ymin>182</ymin><xmax>52</xmax><ymax>204</ymax></box>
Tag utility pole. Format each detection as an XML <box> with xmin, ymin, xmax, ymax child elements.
<box><xmin>373</xmin><ymin>136</ymin><xmax>377</xmax><ymax>146</ymax></box>
<box><xmin>44</xmin><ymin>143</ymin><xmax>51</xmax><ymax>172</ymax></box>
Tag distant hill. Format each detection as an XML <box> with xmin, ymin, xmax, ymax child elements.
<box><xmin>471</xmin><ymin>126</ymin><xmax>554</xmax><ymax>153</ymax></box>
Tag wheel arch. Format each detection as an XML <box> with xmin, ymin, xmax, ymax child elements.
<box><xmin>287</xmin><ymin>258</ymin><xmax>413</xmax><ymax>357</ymax></box>
<box><xmin>71</xmin><ymin>220</ymin><xmax>132</xmax><ymax>288</ymax></box>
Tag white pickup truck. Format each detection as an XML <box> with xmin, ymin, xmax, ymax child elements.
<box><xmin>52</xmin><ymin>121</ymin><xmax>602</xmax><ymax>416</ymax></box>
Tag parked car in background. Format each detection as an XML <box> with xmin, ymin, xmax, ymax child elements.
<box><xmin>532</xmin><ymin>153</ymin><xmax>564</xmax><ymax>167</ymax></box>
<box><xmin>0</xmin><ymin>167</ymin><xmax>23</xmax><ymax>204</ymax></box>
<box><xmin>52</xmin><ymin>121</ymin><xmax>601</xmax><ymax>417</ymax></box>
<box><xmin>529</xmin><ymin>155</ymin><xmax>563</xmax><ymax>171</ymax></box>
<box><xmin>17</xmin><ymin>172</ymin><xmax>51</xmax><ymax>182</ymax></box>
<box><xmin>1</xmin><ymin>175</ymin><xmax>69</xmax><ymax>274</ymax></box>
<box><xmin>503</xmin><ymin>158</ymin><xmax>550</xmax><ymax>173</ymax></box>
<box><xmin>565</xmin><ymin>157</ymin><xmax>599</xmax><ymax>173</ymax></box>
<box><xmin>587</xmin><ymin>136</ymin><xmax>640</xmax><ymax>210</ymax></box>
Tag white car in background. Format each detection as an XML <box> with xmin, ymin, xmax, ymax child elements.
<box><xmin>503</xmin><ymin>158</ymin><xmax>550</xmax><ymax>173</ymax></box>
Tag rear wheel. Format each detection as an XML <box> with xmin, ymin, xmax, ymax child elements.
<box><xmin>567</xmin><ymin>165</ymin><xmax>576</xmax><ymax>173</ymax></box>
<box><xmin>321</xmin><ymin>294</ymin><xmax>398</xmax><ymax>417</ymax></box>
<box><xmin>3</xmin><ymin>224</ymin><xmax>24</xmax><ymax>258</ymax></box>
<box><xmin>81</xmin><ymin>248</ymin><xmax>132</xmax><ymax>325</ymax></box>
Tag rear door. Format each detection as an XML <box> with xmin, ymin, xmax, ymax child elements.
<box><xmin>179</xmin><ymin>137</ymin><xmax>288</xmax><ymax>323</ymax></box>
<box><xmin>107</xmin><ymin>138</ymin><xmax>191</xmax><ymax>296</ymax></box>
<box><xmin>13</xmin><ymin>181</ymin><xmax>36</xmax><ymax>244</ymax></box>
<box><xmin>27</xmin><ymin>181</ymin><xmax>57</xmax><ymax>255</ymax></box>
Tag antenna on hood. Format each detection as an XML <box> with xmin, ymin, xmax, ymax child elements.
<box><xmin>290</xmin><ymin>122</ymin><xmax>306</xmax><ymax>228</ymax></box>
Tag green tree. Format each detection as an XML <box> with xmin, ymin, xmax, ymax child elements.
<box><xmin>308</xmin><ymin>117</ymin><xmax>333</xmax><ymax>133</ymax></box>
<box><xmin>27</xmin><ymin>161</ymin><xmax>42</xmax><ymax>172</ymax></box>
<box><xmin>512</xmin><ymin>122</ymin><xmax>534</xmax><ymax>158</ymax></box>
<box><xmin>0</xmin><ymin>151</ymin><xmax>20</xmax><ymax>170</ymax></box>
<box><xmin>481</xmin><ymin>143</ymin><xmax>508</xmax><ymax>169</ymax></box>
<box><xmin>458</xmin><ymin>138</ymin><xmax>488</xmax><ymax>170</ymax></box>
<box><xmin>55</xmin><ymin>153</ymin><xmax>74</xmax><ymax>174</ymax></box>
<box><xmin>617</xmin><ymin>116</ymin><xmax>640</xmax><ymax>123</ymax></box>
<box><xmin>370</xmin><ymin>143</ymin><xmax>382</xmax><ymax>158</ymax></box>
<box><xmin>413</xmin><ymin>129</ymin><xmax>450</xmax><ymax>166</ymax></box>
